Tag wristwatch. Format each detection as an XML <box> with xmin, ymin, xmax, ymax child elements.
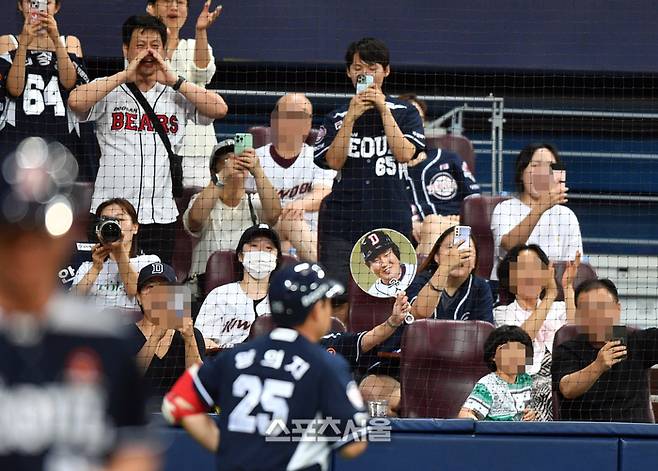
<box><xmin>172</xmin><ymin>75</ymin><xmax>186</xmax><ymax>91</ymax></box>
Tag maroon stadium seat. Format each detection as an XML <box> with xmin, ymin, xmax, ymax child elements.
<box><xmin>347</xmin><ymin>277</ymin><xmax>395</xmax><ymax>333</ymax></box>
<box><xmin>204</xmin><ymin>250</ymin><xmax>298</xmax><ymax>296</ymax></box>
<box><xmin>426</xmin><ymin>135</ymin><xmax>477</xmax><ymax>175</ymax></box>
<box><xmin>551</xmin><ymin>325</ymin><xmax>654</xmax><ymax>422</ymax></box>
<box><xmin>460</xmin><ymin>195</ymin><xmax>509</xmax><ymax>279</ymax></box>
<box><xmin>498</xmin><ymin>261</ymin><xmax>598</xmax><ymax>305</ymax></box>
<box><xmin>399</xmin><ymin>319</ymin><xmax>494</xmax><ymax>418</ymax></box>
<box><xmin>248</xmin><ymin>126</ymin><xmax>319</xmax><ymax>148</ymax></box>
<box><xmin>171</xmin><ymin>186</ymin><xmax>202</xmax><ymax>282</ymax></box>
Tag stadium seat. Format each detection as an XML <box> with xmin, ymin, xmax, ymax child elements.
<box><xmin>347</xmin><ymin>276</ymin><xmax>395</xmax><ymax>333</ymax></box>
<box><xmin>248</xmin><ymin>315</ymin><xmax>346</xmax><ymax>340</ymax></box>
<box><xmin>171</xmin><ymin>186</ymin><xmax>202</xmax><ymax>282</ymax></box>
<box><xmin>552</xmin><ymin>325</ymin><xmax>654</xmax><ymax>422</ymax></box>
<box><xmin>247</xmin><ymin>126</ymin><xmax>319</xmax><ymax>148</ymax></box>
<box><xmin>497</xmin><ymin>260</ymin><xmax>598</xmax><ymax>305</ymax></box>
<box><xmin>204</xmin><ymin>250</ymin><xmax>298</xmax><ymax>296</ymax></box>
<box><xmin>460</xmin><ymin>195</ymin><xmax>509</xmax><ymax>279</ymax></box>
<box><xmin>426</xmin><ymin>134</ymin><xmax>477</xmax><ymax>175</ymax></box>
<box><xmin>399</xmin><ymin>319</ymin><xmax>494</xmax><ymax>418</ymax></box>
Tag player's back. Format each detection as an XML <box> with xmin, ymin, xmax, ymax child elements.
<box><xmin>197</xmin><ymin>327</ymin><xmax>367</xmax><ymax>471</ymax></box>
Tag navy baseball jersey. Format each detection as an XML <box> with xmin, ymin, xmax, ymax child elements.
<box><xmin>0</xmin><ymin>36</ymin><xmax>89</xmax><ymax>153</ymax></box>
<box><xmin>314</xmin><ymin>97</ymin><xmax>425</xmax><ymax>242</ymax></box>
<box><xmin>406</xmin><ymin>271</ymin><xmax>494</xmax><ymax>323</ymax></box>
<box><xmin>0</xmin><ymin>296</ymin><xmax>147</xmax><ymax>470</ymax></box>
<box><xmin>320</xmin><ymin>331</ymin><xmax>379</xmax><ymax>373</ymax></box>
<box><xmin>406</xmin><ymin>148</ymin><xmax>480</xmax><ymax>218</ymax></box>
<box><xmin>193</xmin><ymin>327</ymin><xmax>368</xmax><ymax>471</ymax></box>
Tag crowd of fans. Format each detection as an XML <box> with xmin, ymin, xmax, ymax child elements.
<box><xmin>1</xmin><ymin>0</ymin><xmax>656</xmax><ymax>425</ymax></box>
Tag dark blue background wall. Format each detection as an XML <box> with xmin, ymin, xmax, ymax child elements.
<box><xmin>3</xmin><ymin>0</ymin><xmax>658</xmax><ymax>72</ymax></box>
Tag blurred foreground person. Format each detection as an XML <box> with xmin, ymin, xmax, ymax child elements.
<box><xmin>0</xmin><ymin>138</ymin><xmax>158</xmax><ymax>471</ymax></box>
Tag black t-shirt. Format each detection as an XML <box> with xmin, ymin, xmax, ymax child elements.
<box><xmin>0</xmin><ymin>296</ymin><xmax>147</xmax><ymax>469</ymax></box>
<box><xmin>552</xmin><ymin>329</ymin><xmax>658</xmax><ymax>422</ymax></box>
<box><xmin>128</xmin><ymin>324</ymin><xmax>205</xmax><ymax>398</ymax></box>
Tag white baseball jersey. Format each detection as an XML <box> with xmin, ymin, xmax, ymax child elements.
<box><xmin>79</xmin><ymin>80</ymin><xmax>213</xmax><ymax>224</ymax></box>
<box><xmin>195</xmin><ymin>282</ymin><xmax>270</xmax><ymax>348</ymax></box>
<box><xmin>367</xmin><ymin>262</ymin><xmax>417</xmax><ymax>298</ymax></box>
<box><xmin>256</xmin><ymin>143</ymin><xmax>336</xmax><ymax>230</ymax></box>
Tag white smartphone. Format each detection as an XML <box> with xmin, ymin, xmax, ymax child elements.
<box><xmin>30</xmin><ymin>0</ymin><xmax>47</xmax><ymax>24</ymax></box>
<box><xmin>356</xmin><ymin>74</ymin><xmax>374</xmax><ymax>94</ymax></box>
<box><xmin>453</xmin><ymin>226</ymin><xmax>471</xmax><ymax>251</ymax></box>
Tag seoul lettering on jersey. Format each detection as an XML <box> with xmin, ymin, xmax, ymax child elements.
<box><xmin>278</xmin><ymin>182</ymin><xmax>313</xmax><ymax>200</ymax></box>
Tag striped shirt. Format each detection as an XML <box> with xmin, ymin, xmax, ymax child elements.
<box><xmin>463</xmin><ymin>372</ymin><xmax>532</xmax><ymax>421</ymax></box>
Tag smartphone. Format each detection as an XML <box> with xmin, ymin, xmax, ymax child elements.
<box><xmin>453</xmin><ymin>226</ymin><xmax>471</xmax><ymax>251</ymax></box>
<box><xmin>30</xmin><ymin>0</ymin><xmax>47</xmax><ymax>24</ymax></box>
<box><xmin>234</xmin><ymin>133</ymin><xmax>253</xmax><ymax>157</ymax></box>
<box><xmin>356</xmin><ymin>74</ymin><xmax>374</xmax><ymax>94</ymax></box>
<box><xmin>551</xmin><ymin>162</ymin><xmax>567</xmax><ymax>192</ymax></box>
<box><xmin>611</xmin><ymin>325</ymin><xmax>628</xmax><ymax>361</ymax></box>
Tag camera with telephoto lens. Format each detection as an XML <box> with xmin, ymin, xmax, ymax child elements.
<box><xmin>94</xmin><ymin>217</ymin><xmax>122</xmax><ymax>245</ymax></box>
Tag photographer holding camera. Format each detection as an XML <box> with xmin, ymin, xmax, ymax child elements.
<box><xmin>71</xmin><ymin>198</ymin><xmax>160</xmax><ymax>310</ymax></box>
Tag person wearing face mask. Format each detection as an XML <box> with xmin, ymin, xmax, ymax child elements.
<box><xmin>490</xmin><ymin>143</ymin><xmax>583</xmax><ymax>280</ymax></box>
<box><xmin>130</xmin><ymin>262</ymin><xmax>204</xmax><ymax>400</ymax></box>
<box><xmin>195</xmin><ymin>224</ymin><xmax>282</xmax><ymax>351</ymax></box>
<box><xmin>184</xmin><ymin>139</ymin><xmax>281</xmax><ymax>291</ymax></box>
<box><xmin>495</xmin><ymin>244</ymin><xmax>579</xmax><ymax>420</ymax></box>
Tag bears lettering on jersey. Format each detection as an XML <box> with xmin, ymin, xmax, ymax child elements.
<box><xmin>111</xmin><ymin>111</ymin><xmax>179</xmax><ymax>134</ymax></box>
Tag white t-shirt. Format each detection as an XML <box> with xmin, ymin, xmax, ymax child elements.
<box><xmin>80</xmin><ymin>81</ymin><xmax>213</xmax><ymax>224</ymax></box>
<box><xmin>367</xmin><ymin>263</ymin><xmax>417</xmax><ymax>298</ymax></box>
<box><xmin>256</xmin><ymin>143</ymin><xmax>335</xmax><ymax>230</ymax></box>
<box><xmin>169</xmin><ymin>38</ymin><xmax>218</xmax><ymax>186</ymax></box>
<box><xmin>71</xmin><ymin>254</ymin><xmax>161</xmax><ymax>310</ymax></box>
<box><xmin>490</xmin><ymin>198</ymin><xmax>583</xmax><ymax>279</ymax></box>
<box><xmin>494</xmin><ymin>300</ymin><xmax>567</xmax><ymax>375</ymax></box>
<box><xmin>183</xmin><ymin>192</ymin><xmax>264</xmax><ymax>275</ymax></box>
<box><xmin>195</xmin><ymin>281</ymin><xmax>270</xmax><ymax>348</ymax></box>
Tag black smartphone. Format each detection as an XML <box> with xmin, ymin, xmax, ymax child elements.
<box><xmin>611</xmin><ymin>325</ymin><xmax>628</xmax><ymax>360</ymax></box>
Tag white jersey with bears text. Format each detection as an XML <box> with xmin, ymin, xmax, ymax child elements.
<box><xmin>78</xmin><ymin>81</ymin><xmax>213</xmax><ymax>224</ymax></box>
<box><xmin>367</xmin><ymin>262</ymin><xmax>417</xmax><ymax>298</ymax></box>
<box><xmin>196</xmin><ymin>282</ymin><xmax>270</xmax><ymax>348</ymax></box>
<box><xmin>256</xmin><ymin>143</ymin><xmax>335</xmax><ymax>230</ymax></box>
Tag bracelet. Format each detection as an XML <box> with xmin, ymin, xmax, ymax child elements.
<box><xmin>428</xmin><ymin>282</ymin><xmax>442</xmax><ymax>293</ymax></box>
<box><xmin>172</xmin><ymin>75</ymin><xmax>186</xmax><ymax>91</ymax></box>
<box><xmin>386</xmin><ymin>318</ymin><xmax>402</xmax><ymax>329</ymax></box>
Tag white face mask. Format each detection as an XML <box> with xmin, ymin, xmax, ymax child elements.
<box><xmin>242</xmin><ymin>251</ymin><xmax>277</xmax><ymax>280</ymax></box>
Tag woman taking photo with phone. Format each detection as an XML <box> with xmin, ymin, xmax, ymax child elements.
<box><xmin>490</xmin><ymin>143</ymin><xmax>583</xmax><ymax>280</ymax></box>
<box><xmin>407</xmin><ymin>226</ymin><xmax>493</xmax><ymax>323</ymax></box>
<box><xmin>146</xmin><ymin>0</ymin><xmax>221</xmax><ymax>187</ymax></box>
<box><xmin>0</xmin><ymin>0</ymin><xmax>88</xmax><ymax>153</ymax></box>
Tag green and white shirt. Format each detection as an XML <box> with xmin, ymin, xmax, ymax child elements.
<box><xmin>463</xmin><ymin>372</ymin><xmax>533</xmax><ymax>421</ymax></box>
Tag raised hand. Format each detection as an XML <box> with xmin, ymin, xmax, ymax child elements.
<box><xmin>389</xmin><ymin>291</ymin><xmax>410</xmax><ymax>327</ymax></box>
<box><xmin>234</xmin><ymin>148</ymin><xmax>260</xmax><ymax>175</ymax></box>
<box><xmin>595</xmin><ymin>340</ymin><xmax>627</xmax><ymax>370</ymax></box>
<box><xmin>196</xmin><ymin>0</ymin><xmax>223</xmax><ymax>31</ymax></box>
<box><xmin>39</xmin><ymin>12</ymin><xmax>60</xmax><ymax>44</ymax></box>
<box><xmin>346</xmin><ymin>92</ymin><xmax>374</xmax><ymax>121</ymax></box>
<box><xmin>534</xmin><ymin>185</ymin><xmax>568</xmax><ymax>214</ymax></box>
<box><xmin>150</xmin><ymin>49</ymin><xmax>178</xmax><ymax>87</ymax></box>
<box><xmin>561</xmin><ymin>251</ymin><xmax>582</xmax><ymax>290</ymax></box>
<box><xmin>91</xmin><ymin>244</ymin><xmax>111</xmax><ymax>270</ymax></box>
<box><xmin>438</xmin><ymin>239</ymin><xmax>473</xmax><ymax>276</ymax></box>
<box><xmin>125</xmin><ymin>50</ymin><xmax>151</xmax><ymax>83</ymax></box>
<box><xmin>359</xmin><ymin>83</ymin><xmax>387</xmax><ymax>113</ymax></box>
<box><xmin>19</xmin><ymin>14</ymin><xmax>41</xmax><ymax>44</ymax></box>
<box><xmin>544</xmin><ymin>262</ymin><xmax>558</xmax><ymax>300</ymax></box>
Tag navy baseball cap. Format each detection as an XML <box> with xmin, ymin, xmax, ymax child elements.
<box><xmin>137</xmin><ymin>262</ymin><xmax>178</xmax><ymax>292</ymax></box>
<box><xmin>361</xmin><ymin>230</ymin><xmax>396</xmax><ymax>263</ymax></box>
<box><xmin>269</xmin><ymin>263</ymin><xmax>345</xmax><ymax>328</ymax></box>
<box><xmin>236</xmin><ymin>224</ymin><xmax>282</xmax><ymax>255</ymax></box>
<box><xmin>0</xmin><ymin>137</ymin><xmax>78</xmax><ymax>235</ymax></box>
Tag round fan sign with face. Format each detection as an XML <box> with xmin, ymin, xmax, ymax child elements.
<box><xmin>350</xmin><ymin>228</ymin><xmax>418</xmax><ymax>299</ymax></box>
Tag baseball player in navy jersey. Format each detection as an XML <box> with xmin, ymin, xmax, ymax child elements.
<box><xmin>0</xmin><ymin>138</ymin><xmax>155</xmax><ymax>471</ymax></box>
<box><xmin>163</xmin><ymin>262</ymin><xmax>368</xmax><ymax>470</ymax></box>
<box><xmin>360</xmin><ymin>229</ymin><xmax>417</xmax><ymax>298</ymax></box>
<box><xmin>314</xmin><ymin>37</ymin><xmax>425</xmax><ymax>290</ymax></box>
